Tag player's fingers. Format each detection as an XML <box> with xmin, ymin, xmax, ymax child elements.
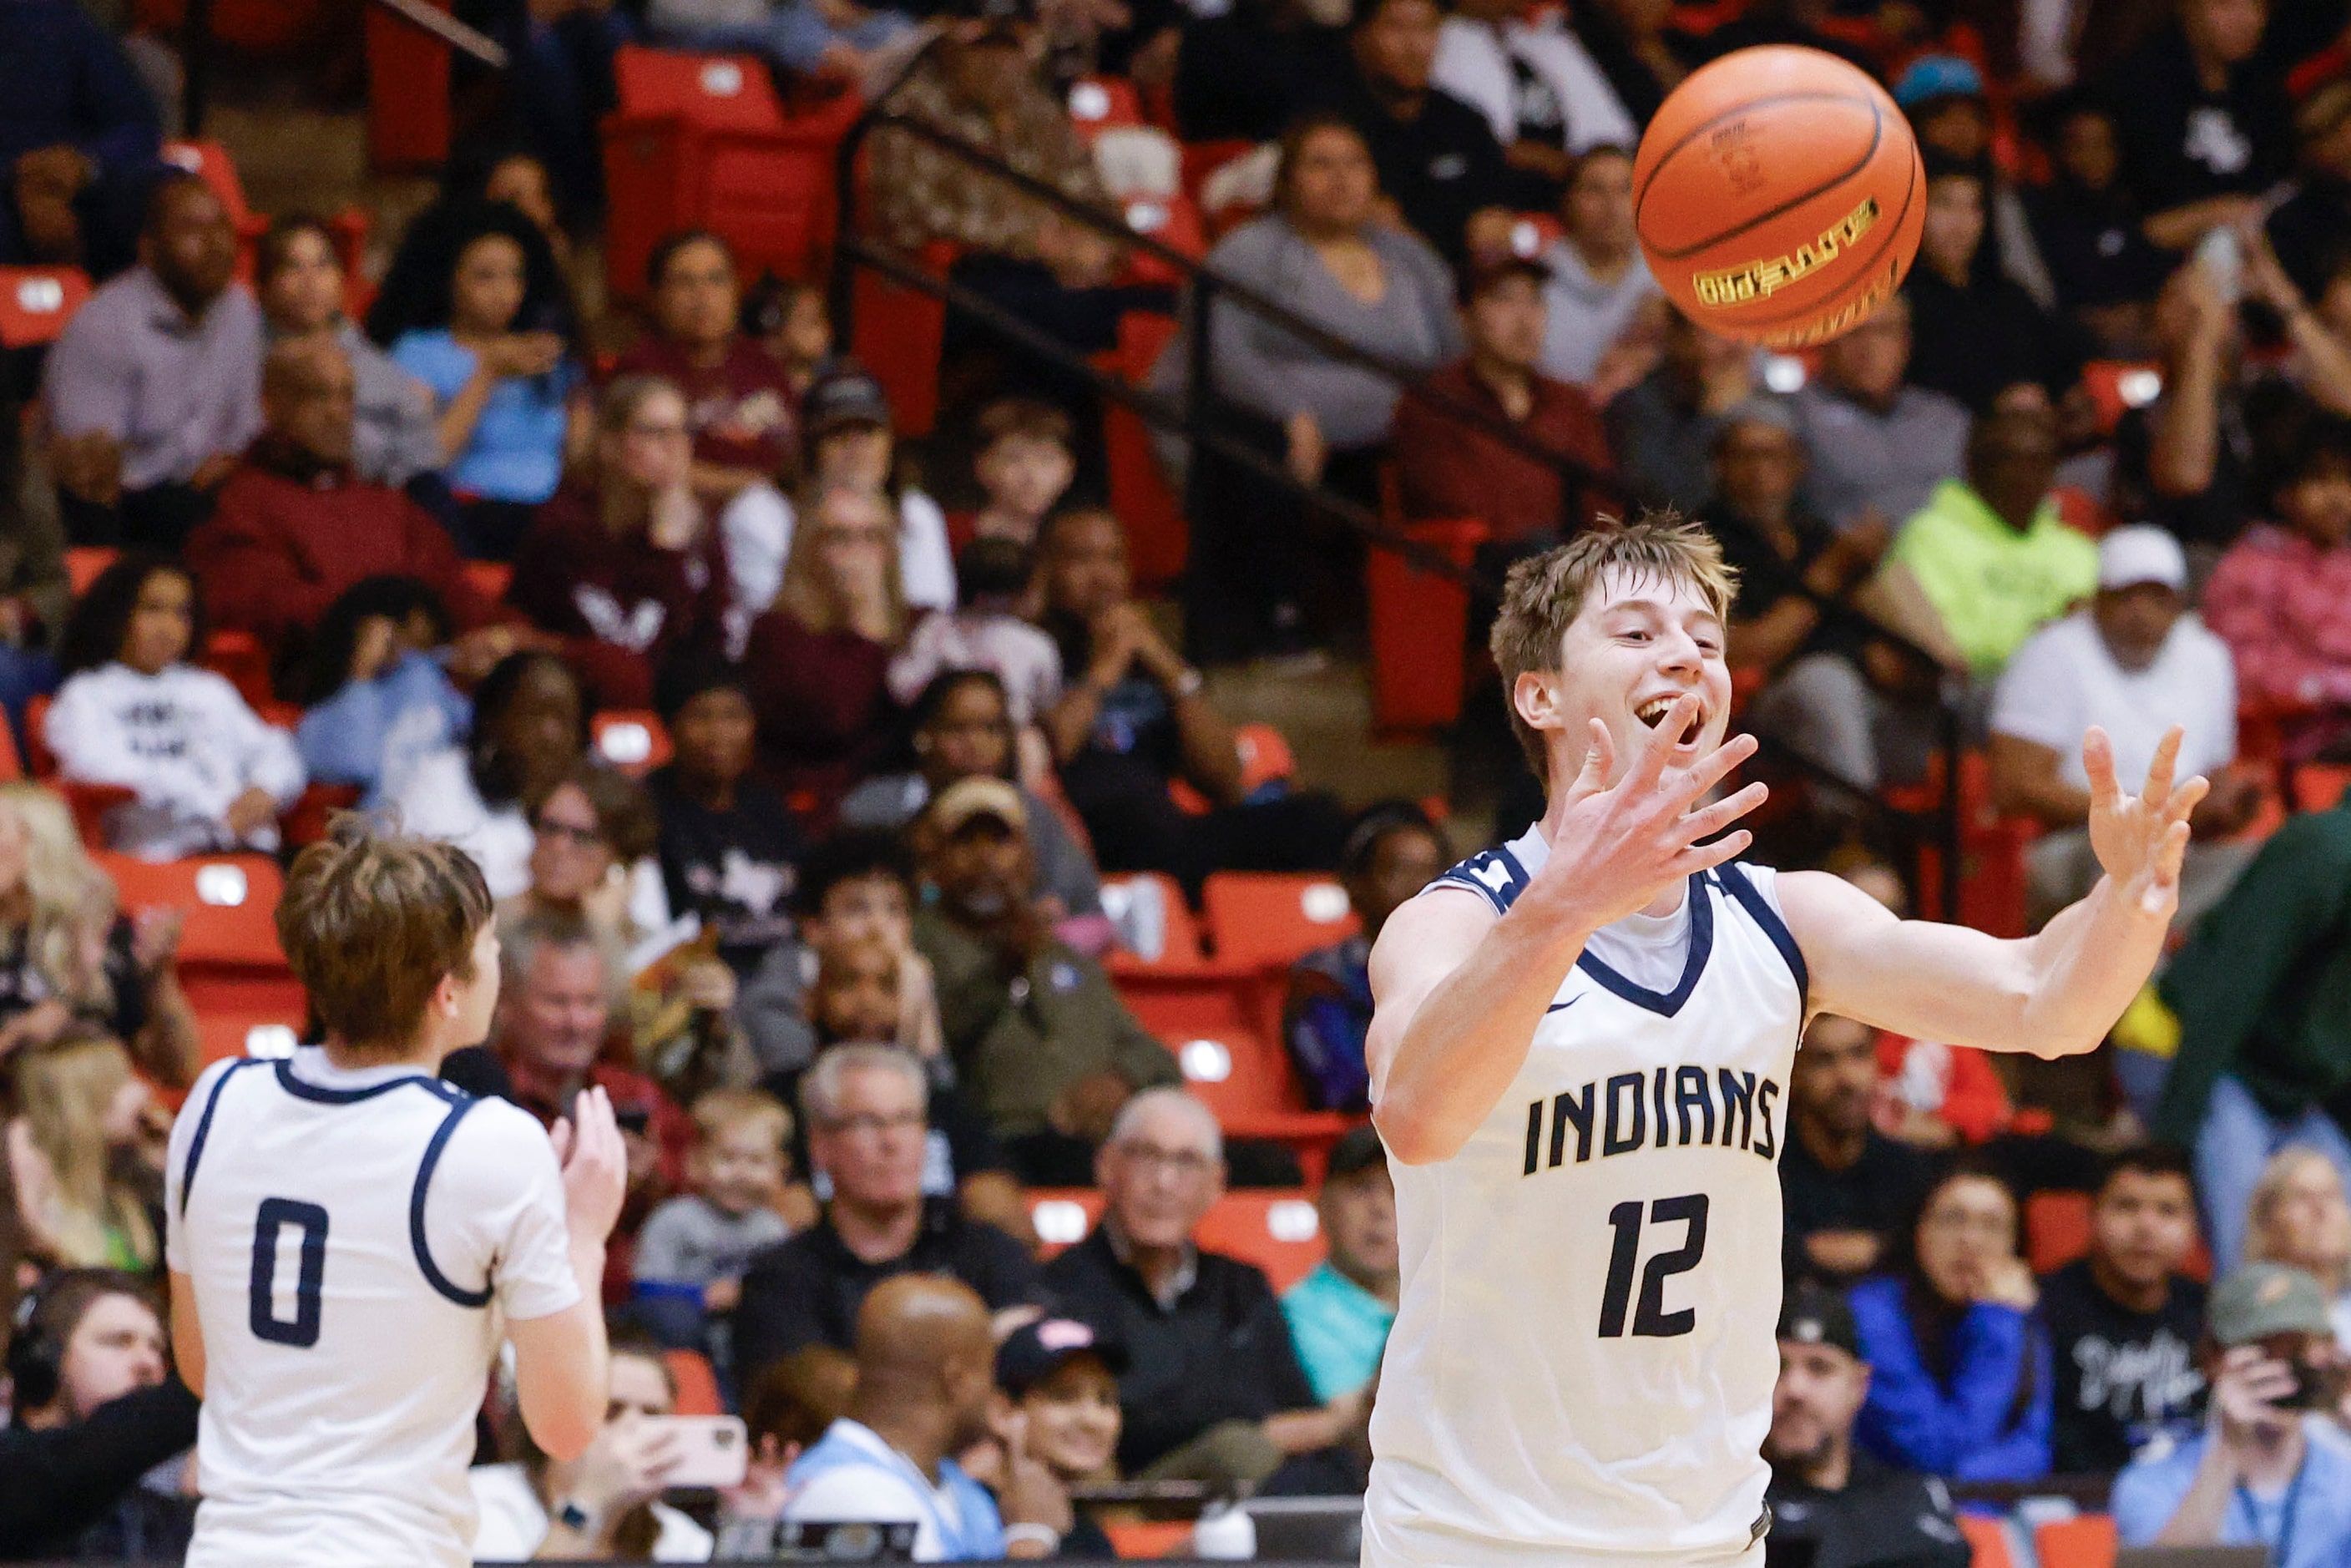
<box><xmin>549</xmin><ymin>1117</ymin><xmax>574</xmax><ymax>1165</ymax></box>
<box><xmin>1671</xmin><ymin>829</ymin><xmax>1752</xmax><ymax>878</ymax></box>
<box><xmin>1620</xmin><ymin>695</ymin><xmax>1688</xmax><ymax>797</ymax></box>
<box><xmin>2081</xmin><ymin>726</ymin><xmax>2120</xmax><ymax>805</ymax></box>
<box><xmin>1676</xmin><ymin>730</ymin><xmax>1760</xmax><ymax>802</ymax></box>
<box><xmin>1564</xmin><ymin>720</ymin><xmax>1613</xmax><ymax>805</ymax></box>
<box><xmin>2141</xmin><ymin>725</ymin><xmax>2183</xmax><ymax>809</ymax></box>
<box><xmin>2166</xmin><ymin>774</ymin><xmax>2211</xmax><ymax>823</ymax></box>
<box><xmin>2142</xmin><ymin>820</ymin><xmax>2192</xmax><ymax>915</ymax></box>
<box><xmin>1681</xmin><ymin>781</ymin><xmax>1769</xmax><ymax>842</ymax></box>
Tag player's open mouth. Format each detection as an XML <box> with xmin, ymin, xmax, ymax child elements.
<box><xmin>1635</xmin><ymin>695</ymin><xmax>1707</xmax><ymax>732</ymax></box>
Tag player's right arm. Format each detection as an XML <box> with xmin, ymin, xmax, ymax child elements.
<box><xmin>167</xmin><ymin>1269</ymin><xmax>204</xmax><ymax>1397</ymax></box>
<box><xmin>1368</xmin><ymin>698</ymin><xmax>1764</xmax><ymax>1166</ymax></box>
<box><xmin>508</xmin><ymin>1087</ymin><xmax>629</xmax><ymax>1463</ymax></box>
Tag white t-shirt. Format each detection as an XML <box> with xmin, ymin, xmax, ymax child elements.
<box><xmin>167</xmin><ymin>1047</ymin><xmax>581</xmax><ymax>1566</ymax></box>
<box><xmin>389</xmin><ymin>747</ymin><xmax>534</xmax><ymax>898</ymax></box>
<box><xmin>1989</xmin><ymin>611</ymin><xmax>2237</xmax><ymax>792</ymax></box>
<box><xmin>1431</xmin><ymin>16</ymin><xmax>1636</xmax><ymax>154</ymax></box>
<box><xmin>468</xmin><ymin>1462</ymin><xmax>714</xmax><ymax>1562</ymax></box>
<box><xmin>45</xmin><ymin>661</ymin><xmax>306</xmax><ymax>855</ymax></box>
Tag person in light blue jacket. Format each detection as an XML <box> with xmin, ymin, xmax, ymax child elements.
<box><xmin>294</xmin><ymin>577</ymin><xmax>472</xmax><ymax>807</ymax></box>
<box><xmin>1848</xmin><ymin>1158</ymin><xmax>2053</xmax><ymax>1483</ymax></box>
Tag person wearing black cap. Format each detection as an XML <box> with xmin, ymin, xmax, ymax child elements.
<box><xmin>980</xmin><ymin>1319</ymin><xmax>1130</xmax><ymax>1558</ymax></box>
<box><xmin>1392</xmin><ymin>250</ymin><xmax>1615</xmax><ymax>553</ymax></box>
<box><xmin>645</xmin><ymin>657</ymin><xmax>806</xmax><ymax>980</ymax></box>
<box><xmin>1283</xmin><ymin>1125</ymin><xmax>1400</xmax><ymax>1404</ymax></box>
<box><xmin>1763</xmin><ymin>1285</ymin><xmax>1970</xmax><ymax>1568</ymax></box>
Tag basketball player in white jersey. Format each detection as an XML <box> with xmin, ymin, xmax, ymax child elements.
<box><xmin>163</xmin><ymin>823</ymin><xmax>629</xmax><ymax>1565</ymax></box>
<box><xmin>1363</xmin><ymin>517</ymin><xmax>2203</xmax><ymax>1568</ymax></box>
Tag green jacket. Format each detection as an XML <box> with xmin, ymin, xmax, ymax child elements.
<box><xmin>915</xmin><ymin>910</ymin><xmax>1181</xmax><ymax>1136</ymax></box>
<box><xmin>2154</xmin><ymin>806</ymin><xmax>2351</xmax><ymax>1143</ymax></box>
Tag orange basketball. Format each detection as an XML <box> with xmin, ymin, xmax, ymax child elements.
<box><xmin>1632</xmin><ymin>45</ymin><xmax>1925</xmax><ymax>349</ymax></box>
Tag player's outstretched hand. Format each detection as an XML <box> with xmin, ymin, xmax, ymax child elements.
<box><xmin>2085</xmin><ymin>725</ymin><xmax>2207</xmax><ymax>918</ymax></box>
<box><xmin>1532</xmin><ymin>694</ymin><xmax>1767</xmax><ymax>933</ymax></box>
<box><xmin>551</xmin><ymin>1085</ymin><xmax>629</xmax><ymax>1245</ymax></box>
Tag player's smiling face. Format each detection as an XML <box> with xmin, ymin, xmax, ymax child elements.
<box><xmin>1549</xmin><ymin>568</ymin><xmax>1732</xmax><ymax>784</ymax></box>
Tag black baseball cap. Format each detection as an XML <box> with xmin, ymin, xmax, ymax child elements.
<box><xmin>1777</xmin><ymin>1284</ymin><xmax>1862</xmax><ymax>1359</ymax></box>
<box><xmin>1325</xmin><ymin>1124</ymin><xmax>1389</xmax><ymax>1183</ymax></box>
<box><xmin>996</xmin><ymin>1318</ymin><xmax>1128</xmax><ymax>1397</ymax></box>
<box><xmin>803</xmin><ymin>364</ymin><xmax>892</xmax><ymax>439</ymax></box>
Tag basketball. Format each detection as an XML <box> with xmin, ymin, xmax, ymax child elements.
<box><xmin>1632</xmin><ymin>45</ymin><xmax>1925</xmax><ymax>348</ymax></box>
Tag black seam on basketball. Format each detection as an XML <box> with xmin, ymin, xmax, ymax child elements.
<box><xmin>1704</xmin><ymin>139</ymin><xmax>1919</xmax><ymax>327</ymax></box>
<box><xmin>1636</xmin><ymin>95</ymin><xmax>1886</xmax><ymax>261</ymax></box>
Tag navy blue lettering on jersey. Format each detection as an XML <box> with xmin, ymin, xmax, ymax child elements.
<box><xmin>1429</xmin><ymin>844</ymin><xmax>1533</xmax><ymax>916</ymax></box>
<box><xmin>1521</xmin><ymin>1063</ymin><xmax>1785</xmax><ymax>1175</ymax></box>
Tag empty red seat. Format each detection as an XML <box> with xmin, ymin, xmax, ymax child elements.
<box><xmin>2035</xmin><ymin>1515</ymin><xmax>2116</xmax><ymax>1568</ymax></box>
<box><xmin>195</xmin><ymin>1009</ymin><xmax>305</xmax><ymax>1068</ymax></box>
<box><xmin>2025</xmin><ymin>1189</ymin><xmax>2094</xmax><ymax>1274</ymax></box>
<box><xmin>1102</xmin><ymin>872</ymin><xmax>1206</xmax><ymax>971</ymax></box>
<box><xmin>1094</xmin><ymin>311</ymin><xmax>1184</xmax><ymax>590</ymax></box>
<box><xmin>365</xmin><ymin>0</ymin><xmax>454</xmax><ymax>170</ymax></box>
<box><xmin>0</xmin><ymin>266</ymin><xmax>93</xmax><ymax>349</ymax></box>
<box><xmin>615</xmin><ymin>46</ymin><xmax>787</xmax><ymax>130</ymax></box>
<box><xmin>1202</xmin><ymin>872</ymin><xmax>1358</xmax><ymax>970</ymax></box>
<box><xmin>1066</xmin><ymin>76</ymin><xmax>1145</xmax><ymax>135</ymax></box>
<box><xmin>64</xmin><ymin>546</ymin><xmax>117</xmax><ymax>596</ymax></box>
<box><xmin>1196</xmin><ymin>1190</ymin><xmax>1327</xmax><ymax>1291</ymax></box>
<box><xmin>665</xmin><ymin>1348</ymin><xmax>726</xmax><ymax>1416</ymax></box>
<box><xmin>847</xmin><ymin>244</ymin><xmax>958</xmax><ymax>438</ymax></box>
<box><xmin>1367</xmin><ymin>518</ymin><xmax>1489</xmax><ymax>736</ymax></box>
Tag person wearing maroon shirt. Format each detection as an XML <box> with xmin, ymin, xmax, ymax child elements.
<box><xmin>744</xmin><ymin>483</ymin><xmax>906</xmax><ymax>830</ymax></box>
<box><xmin>189</xmin><ymin>336</ymin><xmax>525</xmax><ymax>678</ymax></box>
<box><xmin>608</xmin><ymin>230</ymin><xmax>798</xmax><ymax>503</ymax></box>
<box><xmin>505</xmin><ymin>375</ymin><xmax>736</xmax><ymax>710</ymax></box>
<box><xmin>1391</xmin><ymin>252</ymin><xmax>1612</xmax><ymax>553</ymax></box>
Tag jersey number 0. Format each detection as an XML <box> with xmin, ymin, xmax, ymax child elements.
<box><xmin>1598</xmin><ymin>1194</ymin><xmax>1708</xmax><ymax>1338</ymax></box>
<box><xmin>249</xmin><ymin>1197</ymin><xmax>330</xmax><ymax>1348</ymax></box>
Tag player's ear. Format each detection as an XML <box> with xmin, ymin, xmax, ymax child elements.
<box><xmin>1511</xmin><ymin>670</ymin><xmax>1565</xmax><ymax>740</ymax></box>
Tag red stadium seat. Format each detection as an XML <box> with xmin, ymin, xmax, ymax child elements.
<box><xmin>2025</xmin><ymin>1189</ymin><xmax>2094</xmax><ymax>1275</ymax></box>
<box><xmin>365</xmin><ymin>0</ymin><xmax>454</xmax><ymax>170</ymax></box>
<box><xmin>2035</xmin><ymin>1515</ymin><xmax>2117</xmax><ymax>1568</ymax></box>
<box><xmin>23</xmin><ymin>695</ymin><xmax>54</xmax><ymax>778</ymax></box>
<box><xmin>1028</xmin><ymin>1188</ymin><xmax>1107</xmax><ymax>1258</ymax></box>
<box><xmin>463</xmin><ymin>559</ymin><xmax>515</xmax><ymax>604</ymax></box>
<box><xmin>666</xmin><ymin>1348</ymin><xmax>726</xmax><ymax>1416</ymax></box>
<box><xmin>195</xmin><ymin>1009</ymin><xmax>306</xmax><ymax>1068</ymax></box>
<box><xmin>0</xmin><ymin>721</ymin><xmax>22</xmax><ymax>784</ymax></box>
<box><xmin>601</xmin><ymin>51</ymin><xmax>860</xmax><ymax>303</ymax></box>
<box><xmin>204</xmin><ymin>629</ymin><xmax>274</xmax><ymax>708</ymax></box>
<box><xmin>283</xmin><ymin>783</ymin><xmax>364</xmax><ymax>848</ymax></box>
<box><xmin>1104</xmin><ymin>1521</ymin><xmax>1194</xmax><ymax>1559</ymax></box>
<box><xmin>1201</xmin><ymin>872</ymin><xmax>1358</xmax><ymax>970</ymax></box>
<box><xmin>103</xmin><ymin>854</ymin><xmax>302</xmax><ymax>1018</ymax></box>
<box><xmin>64</xmin><ymin>546</ymin><xmax>118</xmax><ymax>596</ymax></box>
<box><xmin>1095</xmin><ymin>311</ymin><xmax>1185</xmax><ymax>590</ymax></box>
<box><xmin>0</xmin><ymin>266</ymin><xmax>93</xmax><ymax>349</ymax></box>
<box><xmin>1066</xmin><ymin>77</ymin><xmax>1145</xmax><ymax>136</ymax></box>
<box><xmin>1367</xmin><ymin>518</ymin><xmax>1489</xmax><ymax>736</ymax></box>
<box><xmin>848</xmin><ymin>244</ymin><xmax>959</xmax><ymax>438</ymax></box>
<box><xmin>1959</xmin><ymin>1514</ymin><xmax>2015</xmax><ymax>1568</ymax></box>
<box><xmin>2295</xmin><ymin>763</ymin><xmax>2351</xmax><ymax>813</ymax></box>
<box><xmin>1102</xmin><ymin>872</ymin><xmax>1206</xmax><ymax>970</ymax></box>
<box><xmin>59</xmin><ymin>781</ymin><xmax>135</xmax><ymax>847</ymax></box>
<box><xmin>1196</xmin><ymin>1190</ymin><xmax>1327</xmax><ymax>1291</ymax></box>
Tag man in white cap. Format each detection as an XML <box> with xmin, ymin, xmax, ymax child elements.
<box><xmin>1990</xmin><ymin>524</ymin><xmax>2258</xmax><ymax>927</ymax></box>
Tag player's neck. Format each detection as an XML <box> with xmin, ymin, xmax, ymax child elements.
<box><xmin>319</xmin><ymin>1031</ymin><xmax>442</xmax><ymax>1075</ymax></box>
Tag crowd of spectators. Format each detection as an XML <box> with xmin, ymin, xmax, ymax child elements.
<box><xmin>22</xmin><ymin>0</ymin><xmax>2351</xmax><ymax>1554</ymax></box>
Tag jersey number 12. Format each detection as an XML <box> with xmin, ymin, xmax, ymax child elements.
<box><xmin>1598</xmin><ymin>1194</ymin><xmax>1708</xmax><ymax>1338</ymax></box>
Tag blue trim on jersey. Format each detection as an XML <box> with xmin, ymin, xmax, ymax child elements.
<box><xmin>1715</xmin><ymin>862</ymin><xmax>1809</xmax><ymax>1014</ymax></box>
<box><xmin>411</xmin><ymin>1095</ymin><xmax>494</xmax><ymax>1308</ymax></box>
<box><xmin>1575</xmin><ymin>873</ymin><xmax>1714</xmax><ymax>1017</ymax></box>
<box><xmin>271</xmin><ymin>1059</ymin><xmax>439</xmax><ymax>1105</ymax></box>
<box><xmin>177</xmin><ymin>1058</ymin><xmax>269</xmax><ymax>1216</ymax></box>
<box><xmin>1429</xmin><ymin>843</ymin><xmax>1532</xmax><ymax>916</ymax></box>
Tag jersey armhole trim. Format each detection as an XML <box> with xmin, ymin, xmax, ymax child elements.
<box><xmin>1426</xmin><ymin>843</ymin><xmax>1529</xmax><ymax>917</ymax></box>
<box><xmin>1715</xmin><ymin>862</ymin><xmax>1809</xmax><ymax>1014</ymax></box>
<box><xmin>412</xmin><ymin>1096</ymin><xmax>496</xmax><ymax>1308</ymax></box>
<box><xmin>177</xmin><ymin>1058</ymin><xmax>267</xmax><ymax>1216</ymax></box>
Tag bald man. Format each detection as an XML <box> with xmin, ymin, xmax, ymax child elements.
<box><xmin>188</xmin><ymin>337</ymin><xmax>510</xmax><ymax>668</ymax></box>
<box><xmin>781</xmin><ymin>1275</ymin><xmax>1069</xmax><ymax>1560</ymax></box>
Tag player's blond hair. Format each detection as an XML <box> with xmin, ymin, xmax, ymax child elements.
<box><xmin>1489</xmin><ymin>513</ymin><xmax>1739</xmax><ymax>782</ymax></box>
<box><xmin>276</xmin><ymin>817</ymin><xmax>493</xmax><ymax>1060</ymax></box>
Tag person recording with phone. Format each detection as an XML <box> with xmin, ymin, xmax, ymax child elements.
<box><xmin>2113</xmin><ymin>1262</ymin><xmax>2351</xmax><ymax>1568</ymax></box>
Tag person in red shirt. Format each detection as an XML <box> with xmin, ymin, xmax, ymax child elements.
<box><xmin>608</xmin><ymin>230</ymin><xmax>798</xmax><ymax>504</ymax></box>
<box><xmin>188</xmin><ymin>336</ymin><xmax>524</xmax><ymax>678</ymax></box>
<box><xmin>493</xmin><ymin>908</ymin><xmax>694</xmax><ymax>1302</ymax></box>
<box><xmin>1391</xmin><ymin>251</ymin><xmax>1614</xmax><ymax>553</ymax></box>
<box><xmin>505</xmin><ymin>375</ymin><xmax>736</xmax><ymax>710</ymax></box>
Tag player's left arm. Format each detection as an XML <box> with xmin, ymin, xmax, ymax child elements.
<box><xmin>1779</xmin><ymin>726</ymin><xmax>2203</xmax><ymax>1058</ymax></box>
<box><xmin>167</xmin><ymin>1269</ymin><xmax>205</xmax><ymax>1398</ymax></box>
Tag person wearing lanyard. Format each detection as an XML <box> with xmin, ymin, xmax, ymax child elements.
<box><xmin>2114</xmin><ymin>1262</ymin><xmax>2351</xmax><ymax>1568</ymax></box>
<box><xmin>782</xmin><ymin>1273</ymin><xmax>1071</xmax><ymax>1561</ymax></box>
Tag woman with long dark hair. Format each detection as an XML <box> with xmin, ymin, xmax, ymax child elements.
<box><xmin>1849</xmin><ymin>1157</ymin><xmax>2054</xmax><ymax>1481</ymax></box>
<box><xmin>293</xmin><ymin>576</ymin><xmax>472</xmax><ymax>807</ymax></box>
<box><xmin>391</xmin><ymin>649</ymin><xmax>590</xmax><ymax>898</ymax></box>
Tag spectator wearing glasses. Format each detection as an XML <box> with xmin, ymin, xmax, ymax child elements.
<box><xmin>1044</xmin><ymin>1090</ymin><xmax>1356</xmax><ymax>1485</ymax></box>
<box><xmin>732</xmin><ymin>1044</ymin><xmax>1044</xmax><ymax>1386</ymax></box>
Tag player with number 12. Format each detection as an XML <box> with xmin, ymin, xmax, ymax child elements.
<box><xmin>1363</xmin><ymin>516</ymin><xmax>2203</xmax><ymax>1567</ymax></box>
<box><xmin>164</xmin><ymin>822</ymin><xmax>629</xmax><ymax>1565</ymax></box>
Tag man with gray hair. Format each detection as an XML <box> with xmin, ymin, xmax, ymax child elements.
<box><xmin>1043</xmin><ymin>1088</ymin><xmax>1352</xmax><ymax>1485</ymax></box>
<box><xmin>733</xmin><ymin>1044</ymin><xmax>1044</xmax><ymax>1389</ymax></box>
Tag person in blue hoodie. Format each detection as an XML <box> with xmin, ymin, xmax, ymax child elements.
<box><xmin>295</xmin><ymin>575</ymin><xmax>472</xmax><ymax>807</ymax></box>
<box><xmin>1848</xmin><ymin>1156</ymin><xmax>2054</xmax><ymax>1483</ymax></box>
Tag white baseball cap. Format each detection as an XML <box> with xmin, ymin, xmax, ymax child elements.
<box><xmin>2097</xmin><ymin>526</ymin><xmax>2187</xmax><ymax>592</ymax></box>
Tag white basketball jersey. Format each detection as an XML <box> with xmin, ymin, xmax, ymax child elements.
<box><xmin>1364</xmin><ymin>827</ymin><xmax>1807</xmax><ymax>1568</ymax></box>
<box><xmin>164</xmin><ymin>1046</ymin><xmax>580</xmax><ymax>1567</ymax></box>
